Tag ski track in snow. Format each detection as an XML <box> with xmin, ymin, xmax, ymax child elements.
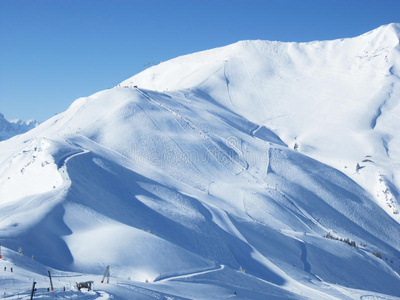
<box><xmin>135</xmin><ymin>88</ymin><xmax>246</xmax><ymax>174</ymax></box>
<box><xmin>370</xmin><ymin>83</ymin><xmax>394</xmax><ymax>129</ymax></box>
<box><xmin>223</xmin><ymin>62</ymin><xmax>238</xmax><ymax>112</ymax></box>
<box><xmin>239</xmin><ymin>57</ymin><xmax>269</xmax><ymax>121</ymax></box>
<box><xmin>154</xmin><ymin>264</ymin><xmax>225</xmax><ymax>283</ymax></box>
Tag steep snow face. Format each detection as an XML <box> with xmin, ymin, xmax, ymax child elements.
<box><xmin>1</xmin><ymin>24</ymin><xmax>400</xmax><ymax>299</ymax></box>
<box><xmin>0</xmin><ymin>113</ymin><xmax>39</xmax><ymax>141</ymax></box>
<box><xmin>121</xmin><ymin>23</ymin><xmax>400</xmax><ymax>222</ymax></box>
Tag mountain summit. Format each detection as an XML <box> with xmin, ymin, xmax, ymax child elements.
<box><xmin>0</xmin><ymin>24</ymin><xmax>400</xmax><ymax>299</ymax></box>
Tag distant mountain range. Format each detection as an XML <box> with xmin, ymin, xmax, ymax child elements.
<box><xmin>0</xmin><ymin>113</ymin><xmax>39</xmax><ymax>141</ymax></box>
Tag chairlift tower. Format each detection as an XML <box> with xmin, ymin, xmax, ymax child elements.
<box><xmin>101</xmin><ymin>265</ymin><xmax>110</xmax><ymax>283</ymax></box>
<box><xmin>48</xmin><ymin>270</ymin><xmax>54</xmax><ymax>291</ymax></box>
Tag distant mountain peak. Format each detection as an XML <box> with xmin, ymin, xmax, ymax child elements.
<box><xmin>0</xmin><ymin>113</ymin><xmax>39</xmax><ymax>141</ymax></box>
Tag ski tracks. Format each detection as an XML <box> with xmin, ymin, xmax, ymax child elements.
<box><xmin>154</xmin><ymin>264</ymin><xmax>225</xmax><ymax>283</ymax></box>
<box><xmin>135</xmin><ymin>88</ymin><xmax>246</xmax><ymax>175</ymax></box>
<box><xmin>223</xmin><ymin>62</ymin><xmax>238</xmax><ymax>111</ymax></box>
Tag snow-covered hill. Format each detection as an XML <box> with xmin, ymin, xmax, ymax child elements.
<box><xmin>121</xmin><ymin>23</ymin><xmax>400</xmax><ymax>222</ymax></box>
<box><xmin>1</xmin><ymin>24</ymin><xmax>400</xmax><ymax>299</ymax></box>
<box><xmin>0</xmin><ymin>113</ymin><xmax>38</xmax><ymax>141</ymax></box>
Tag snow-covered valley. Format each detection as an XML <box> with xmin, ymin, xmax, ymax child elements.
<box><xmin>1</xmin><ymin>24</ymin><xmax>400</xmax><ymax>299</ymax></box>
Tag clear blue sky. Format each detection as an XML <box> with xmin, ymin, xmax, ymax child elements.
<box><xmin>1</xmin><ymin>0</ymin><xmax>399</xmax><ymax>122</ymax></box>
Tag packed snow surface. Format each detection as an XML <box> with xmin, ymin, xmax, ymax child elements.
<box><xmin>1</xmin><ymin>24</ymin><xmax>400</xmax><ymax>299</ymax></box>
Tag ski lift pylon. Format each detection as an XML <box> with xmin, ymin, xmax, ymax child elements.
<box><xmin>101</xmin><ymin>265</ymin><xmax>110</xmax><ymax>284</ymax></box>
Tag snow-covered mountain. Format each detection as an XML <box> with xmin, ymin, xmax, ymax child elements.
<box><xmin>1</xmin><ymin>24</ymin><xmax>400</xmax><ymax>299</ymax></box>
<box><xmin>120</xmin><ymin>22</ymin><xmax>400</xmax><ymax>223</ymax></box>
<box><xmin>0</xmin><ymin>113</ymin><xmax>39</xmax><ymax>141</ymax></box>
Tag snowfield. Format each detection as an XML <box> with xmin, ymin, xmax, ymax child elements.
<box><xmin>1</xmin><ymin>24</ymin><xmax>400</xmax><ymax>299</ymax></box>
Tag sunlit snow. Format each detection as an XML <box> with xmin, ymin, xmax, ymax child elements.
<box><xmin>1</xmin><ymin>24</ymin><xmax>400</xmax><ymax>299</ymax></box>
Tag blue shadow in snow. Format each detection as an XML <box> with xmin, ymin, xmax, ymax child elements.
<box><xmin>65</xmin><ymin>151</ymin><xmax>285</xmax><ymax>285</ymax></box>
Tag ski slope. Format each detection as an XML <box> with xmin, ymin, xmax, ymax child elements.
<box><xmin>1</xmin><ymin>24</ymin><xmax>400</xmax><ymax>299</ymax></box>
<box><xmin>121</xmin><ymin>23</ymin><xmax>400</xmax><ymax>222</ymax></box>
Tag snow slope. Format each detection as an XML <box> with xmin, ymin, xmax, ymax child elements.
<box><xmin>121</xmin><ymin>23</ymin><xmax>400</xmax><ymax>222</ymax></box>
<box><xmin>1</xmin><ymin>24</ymin><xmax>400</xmax><ymax>299</ymax></box>
<box><xmin>0</xmin><ymin>113</ymin><xmax>39</xmax><ymax>141</ymax></box>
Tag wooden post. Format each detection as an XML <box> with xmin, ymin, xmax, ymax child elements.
<box><xmin>48</xmin><ymin>270</ymin><xmax>54</xmax><ymax>291</ymax></box>
<box><xmin>30</xmin><ymin>281</ymin><xmax>37</xmax><ymax>300</ymax></box>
